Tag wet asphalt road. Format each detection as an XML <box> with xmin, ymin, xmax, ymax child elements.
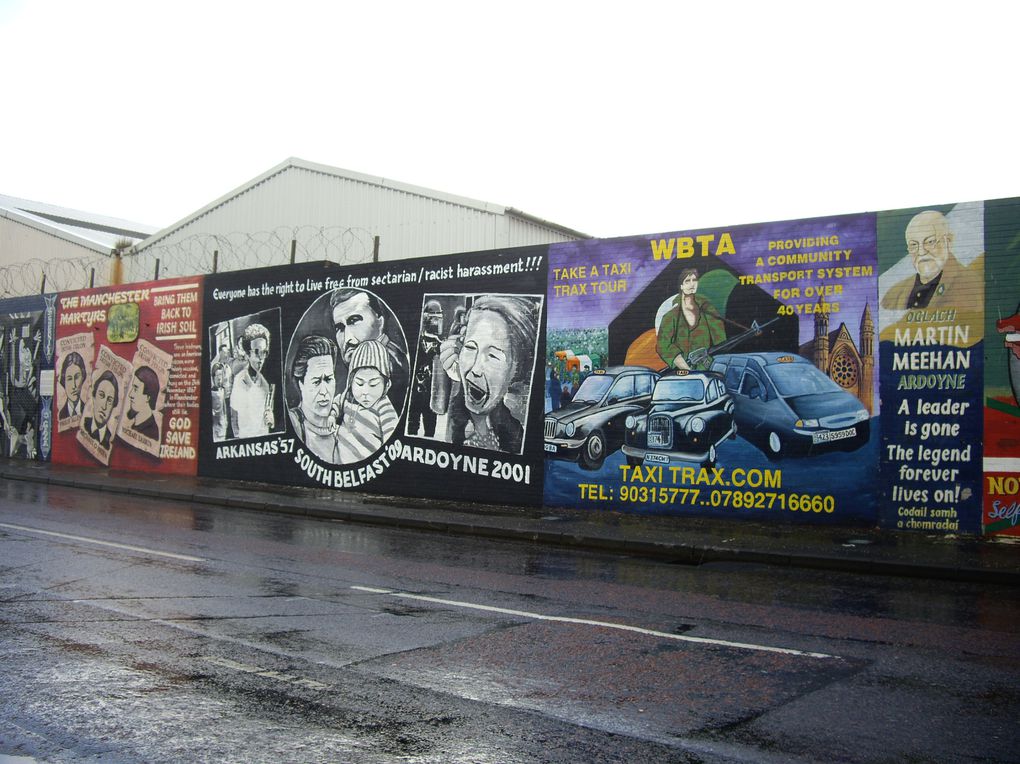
<box><xmin>1</xmin><ymin>479</ymin><xmax>1019</xmax><ymax>763</ymax></box>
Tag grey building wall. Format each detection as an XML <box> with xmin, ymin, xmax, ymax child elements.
<box><xmin>124</xmin><ymin>159</ymin><xmax>586</xmax><ymax>283</ymax></box>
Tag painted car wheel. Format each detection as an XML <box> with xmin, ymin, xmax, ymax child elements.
<box><xmin>579</xmin><ymin>430</ymin><xmax>606</xmax><ymax>470</ymax></box>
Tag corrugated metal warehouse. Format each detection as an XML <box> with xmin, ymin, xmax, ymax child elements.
<box><xmin>123</xmin><ymin>158</ymin><xmax>589</xmax><ymax>283</ymax></box>
<box><xmin>1</xmin><ymin>160</ymin><xmax>587</xmax><ymax>295</ymax></box>
<box><xmin>0</xmin><ymin>194</ymin><xmax>155</xmax><ymax>296</ymax></box>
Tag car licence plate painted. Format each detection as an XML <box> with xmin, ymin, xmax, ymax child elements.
<box><xmin>812</xmin><ymin>427</ymin><xmax>855</xmax><ymax>444</ymax></box>
<box><xmin>644</xmin><ymin>453</ymin><xmax>669</xmax><ymax>464</ymax></box>
<box><xmin>544</xmin><ymin>443</ymin><xmax>557</xmax><ymax>453</ymax></box>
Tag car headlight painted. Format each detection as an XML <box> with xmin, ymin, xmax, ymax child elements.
<box><xmin>796</xmin><ymin>418</ymin><xmax>819</xmax><ymax>428</ymax></box>
<box><xmin>688</xmin><ymin>417</ymin><xmax>706</xmax><ymax>434</ymax></box>
<box><xmin>565</xmin><ymin>422</ymin><xmax>576</xmax><ymax>438</ymax></box>
<box><xmin>625</xmin><ymin>415</ymin><xmax>636</xmax><ymax>429</ymax></box>
<box><xmin>855</xmin><ymin>409</ymin><xmax>869</xmax><ymax>422</ymax></box>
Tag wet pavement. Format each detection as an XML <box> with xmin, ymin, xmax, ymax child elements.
<box><xmin>2</xmin><ymin>474</ymin><xmax>1019</xmax><ymax>763</ymax></box>
<box><xmin>1</xmin><ymin>458</ymin><xmax>1018</xmax><ymax>586</ymax></box>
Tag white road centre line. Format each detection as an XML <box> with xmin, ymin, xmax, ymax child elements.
<box><xmin>0</xmin><ymin>522</ymin><xmax>206</xmax><ymax>562</ymax></box>
<box><xmin>351</xmin><ymin>586</ymin><xmax>837</xmax><ymax>660</ymax></box>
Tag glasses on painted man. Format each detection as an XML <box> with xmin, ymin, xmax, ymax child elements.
<box><xmin>907</xmin><ymin>236</ymin><xmax>947</xmax><ymax>256</ymax></box>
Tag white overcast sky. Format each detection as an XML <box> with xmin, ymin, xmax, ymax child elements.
<box><xmin>1</xmin><ymin>1</ymin><xmax>1017</xmax><ymax>239</ymax></box>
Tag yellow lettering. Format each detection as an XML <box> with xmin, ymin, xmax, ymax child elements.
<box><xmin>717</xmin><ymin>232</ymin><xmax>735</xmax><ymax>255</ymax></box>
<box><xmin>650</xmin><ymin>239</ymin><xmax>675</xmax><ymax>260</ymax></box>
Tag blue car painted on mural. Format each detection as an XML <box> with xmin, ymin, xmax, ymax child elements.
<box><xmin>710</xmin><ymin>352</ymin><xmax>870</xmax><ymax>459</ymax></box>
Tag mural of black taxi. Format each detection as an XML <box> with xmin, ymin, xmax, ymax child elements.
<box><xmin>710</xmin><ymin>352</ymin><xmax>871</xmax><ymax>459</ymax></box>
<box><xmin>544</xmin><ymin>366</ymin><xmax>658</xmax><ymax>470</ymax></box>
<box><xmin>621</xmin><ymin>369</ymin><xmax>736</xmax><ymax>469</ymax></box>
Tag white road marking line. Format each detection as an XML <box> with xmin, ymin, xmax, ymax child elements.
<box><xmin>0</xmin><ymin>522</ymin><xmax>206</xmax><ymax>562</ymax></box>
<box><xmin>351</xmin><ymin>586</ymin><xmax>837</xmax><ymax>660</ymax></box>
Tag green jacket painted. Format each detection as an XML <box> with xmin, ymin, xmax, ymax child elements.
<box><xmin>656</xmin><ymin>294</ymin><xmax>725</xmax><ymax>370</ymax></box>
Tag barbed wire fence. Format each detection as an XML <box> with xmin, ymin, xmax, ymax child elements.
<box><xmin>0</xmin><ymin>226</ymin><xmax>378</xmax><ymax>297</ymax></box>
<box><xmin>0</xmin><ymin>254</ymin><xmax>108</xmax><ymax>298</ymax></box>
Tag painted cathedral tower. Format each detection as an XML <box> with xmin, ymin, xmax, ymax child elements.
<box><xmin>799</xmin><ymin>296</ymin><xmax>875</xmax><ymax>413</ymax></box>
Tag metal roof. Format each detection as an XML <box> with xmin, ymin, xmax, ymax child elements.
<box><xmin>0</xmin><ymin>193</ymin><xmax>157</xmax><ymax>252</ymax></box>
<box><xmin>134</xmin><ymin>157</ymin><xmax>590</xmax><ymax>253</ymax></box>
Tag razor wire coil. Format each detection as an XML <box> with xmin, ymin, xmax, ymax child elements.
<box><xmin>0</xmin><ymin>226</ymin><xmax>376</xmax><ymax>297</ymax></box>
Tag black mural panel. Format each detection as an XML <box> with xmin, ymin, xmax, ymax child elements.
<box><xmin>200</xmin><ymin>249</ymin><xmax>548</xmax><ymax>506</ymax></box>
<box><xmin>0</xmin><ymin>293</ymin><xmax>57</xmax><ymax>461</ymax></box>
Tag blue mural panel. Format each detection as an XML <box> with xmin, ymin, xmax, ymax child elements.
<box><xmin>544</xmin><ymin>215</ymin><xmax>880</xmax><ymax>525</ymax></box>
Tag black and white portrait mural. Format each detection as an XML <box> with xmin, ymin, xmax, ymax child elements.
<box><xmin>206</xmin><ymin>308</ymin><xmax>285</xmax><ymax>442</ymax></box>
<box><xmin>200</xmin><ymin>249</ymin><xmax>548</xmax><ymax>506</ymax></box>
<box><xmin>407</xmin><ymin>293</ymin><xmax>543</xmax><ymax>456</ymax></box>
<box><xmin>0</xmin><ymin>294</ymin><xmax>56</xmax><ymax>461</ymax></box>
<box><xmin>284</xmin><ymin>288</ymin><xmax>409</xmax><ymax>466</ymax></box>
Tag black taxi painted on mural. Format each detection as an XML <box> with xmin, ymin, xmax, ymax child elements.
<box><xmin>621</xmin><ymin>370</ymin><xmax>736</xmax><ymax>469</ymax></box>
<box><xmin>544</xmin><ymin>366</ymin><xmax>659</xmax><ymax>470</ymax></box>
<box><xmin>710</xmin><ymin>352</ymin><xmax>871</xmax><ymax>458</ymax></box>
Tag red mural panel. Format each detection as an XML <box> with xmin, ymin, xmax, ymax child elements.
<box><xmin>982</xmin><ymin>199</ymin><xmax>1020</xmax><ymax>536</ymax></box>
<box><xmin>52</xmin><ymin>277</ymin><xmax>203</xmax><ymax>475</ymax></box>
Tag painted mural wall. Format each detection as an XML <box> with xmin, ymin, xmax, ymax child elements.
<box><xmin>877</xmin><ymin>203</ymin><xmax>984</xmax><ymax>533</ymax></box>
<box><xmin>14</xmin><ymin>196</ymin><xmax>1020</xmax><ymax>539</ymax></box>
<box><xmin>0</xmin><ymin>293</ymin><xmax>57</xmax><ymax>461</ymax></box>
<box><xmin>543</xmin><ymin>198</ymin><xmax>1019</xmax><ymax>537</ymax></box>
<box><xmin>983</xmin><ymin>199</ymin><xmax>1020</xmax><ymax>537</ymax></box>
<box><xmin>544</xmin><ymin>215</ymin><xmax>880</xmax><ymax>526</ymax></box>
<box><xmin>51</xmin><ymin>277</ymin><xmax>203</xmax><ymax>474</ymax></box>
<box><xmin>198</xmin><ymin>250</ymin><xmax>547</xmax><ymax>504</ymax></box>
